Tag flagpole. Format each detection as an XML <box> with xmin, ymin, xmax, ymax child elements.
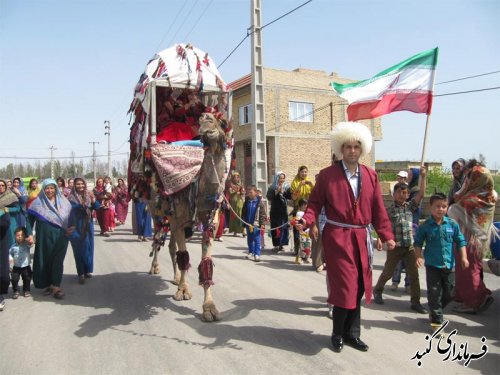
<box><xmin>420</xmin><ymin>114</ymin><xmax>432</xmax><ymax>167</ymax></box>
<box><xmin>420</xmin><ymin>60</ymin><xmax>438</xmax><ymax>167</ymax></box>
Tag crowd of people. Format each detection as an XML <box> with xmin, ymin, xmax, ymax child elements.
<box><xmin>220</xmin><ymin>122</ymin><xmax>497</xmax><ymax>353</ymax></box>
<box><xmin>0</xmin><ymin>122</ymin><xmax>498</xmax><ymax>356</ymax></box>
<box><xmin>0</xmin><ymin>176</ymin><xmax>130</xmax><ymax>310</ymax></box>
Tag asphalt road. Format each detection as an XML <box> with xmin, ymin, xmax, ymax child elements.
<box><xmin>1</xmin><ymin>213</ymin><xmax>499</xmax><ymax>375</ymax></box>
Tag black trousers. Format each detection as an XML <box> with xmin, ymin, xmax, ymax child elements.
<box><xmin>426</xmin><ymin>266</ymin><xmax>454</xmax><ymax>325</ymax></box>
<box><xmin>11</xmin><ymin>266</ymin><xmax>32</xmax><ymax>292</ymax></box>
<box><xmin>333</xmin><ymin>266</ymin><xmax>365</xmax><ymax>338</ymax></box>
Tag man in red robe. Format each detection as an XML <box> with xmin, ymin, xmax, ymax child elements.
<box><xmin>298</xmin><ymin>122</ymin><xmax>395</xmax><ymax>353</ymax></box>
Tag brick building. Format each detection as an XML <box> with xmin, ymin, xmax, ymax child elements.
<box><xmin>229</xmin><ymin>67</ymin><xmax>383</xmax><ymax>188</ymax></box>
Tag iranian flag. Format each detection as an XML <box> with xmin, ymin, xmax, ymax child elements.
<box><xmin>332</xmin><ymin>48</ymin><xmax>438</xmax><ymax>121</ymax></box>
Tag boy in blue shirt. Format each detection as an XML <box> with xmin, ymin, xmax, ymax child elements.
<box><xmin>414</xmin><ymin>193</ymin><xmax>468</xmax><ymax>333</ymax></box>
<box><xmin>9</xmin><ymin>227</ymin><xmax>33</xmax><ymax>298</ymax></box>
<box><xmin>241</xmin><ymin>185</ymin><xmax>266</xmax><ymax>262</ymax></box>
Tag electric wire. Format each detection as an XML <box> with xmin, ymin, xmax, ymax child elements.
<box><xmin>154</xmin><ymin>1</ymin><xmax>190</xmax><ymax>53</ymax></box>
<box><xmin>183</xmin><ymin>0</ymin><xmax>214</xmax><ymax>41</ymax></box>
<box><xmin>434</xmin><ymin>86</ymin><xmax>500</xmax><ymax>97</ymax></box>
<box><xmin>167</xmin><ymin>0</ymin><xmax>201</xmax><ymax>48</ymax></box>
<box><xmin>435</xmin><ymin>70</ymin><xmax>500</xmax><ymax>85</ymax></box>
<box><xmin>218</xmin><ymin>0</ymin><xmax>313</xmax><ymax>68</ymax></box>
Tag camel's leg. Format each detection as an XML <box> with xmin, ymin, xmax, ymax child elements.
<box><xmin>149</xmin><ymin>242</ymin><xmax>160</xmax><ymax>275</ymax></box>
<box><xmin>199</xmin><ymin>221</ymin><xmax>219</xmax><ymax>322</ymax></box>
<box><xmin>173</xmin><ymin>227</ymin><xmax>192</xmax><ymax>301</ymax></box>
<box><xmin>168</xmin><ymin>232</ymin><xmax>180</xmax><ymax>285</ymax></box>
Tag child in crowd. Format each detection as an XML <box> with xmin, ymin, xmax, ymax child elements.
<box><xmin>414</xmin><ymin>193</ymin><xmax>469</xmax><ymax>334</ymax></box>
<box><xmin>9</xmin><ymin>227</ymin><xmax>33</xmax><ymax>298</ymax></box>
<box><xmin>256</xmin><ymin>189</ymin><xmax>267</xmax><ymax>251</ymax></box>
<box><xmin>373</xmin><ymin>166</ymin><xmax>428</xmax><ymax>314</ymax></box>
<box><xmin>292</xmin><ymin>199</ymin><xmax>311</xmax><ymax>264</ymax></box>
<box><xmin>241</xmin><ymin>185</ymin><xmax>266</xmax><ymax>262</ymax></box>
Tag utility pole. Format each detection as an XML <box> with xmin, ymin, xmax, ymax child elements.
<box><xmin>71</xmin><ymin>150</ymin><xmax>76</xmax><ymax>177</ymax></box>
<box><xmin>89</xmin><ymin>141</ymin><xmax>99</xmax><ymax>184</ymax></box>
<box><xmin>104</xmin><ymin>120</ymin><xmax>111</xmax><ymax>179</ymax></box>
<box><xmin>250</xmin><ymin>0</ymin><xmax>268</xmax><ymax>194</ymax></box>
<box><xmin>49</xmin><ymin>146</ymin><xmax>56</xmax><ymax>179</ymax></box>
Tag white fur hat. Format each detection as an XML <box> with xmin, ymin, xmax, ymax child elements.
<box><xmin>331</xmin><ymin>122</ymin><xmax>373</xmax><ymax>158</ymax></box>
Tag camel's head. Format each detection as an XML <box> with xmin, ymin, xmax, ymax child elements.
<box><xmin>199</xmin><ymin>112</ymin><xmax>228</xmax><ymax>151</ymax></box>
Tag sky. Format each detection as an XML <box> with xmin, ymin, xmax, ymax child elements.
<box><xmin>1</xmin><ymin>0</ymin><xmax>499</xmax><ymax>172</ymax></box>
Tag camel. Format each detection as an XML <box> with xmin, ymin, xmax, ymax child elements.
<box><xmin>148</xmin><ymin>112</ymin><xmax>231</xmax><ymax>322</ymax></box>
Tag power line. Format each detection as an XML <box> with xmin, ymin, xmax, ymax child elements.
<box><xmin>167</xmin><ymin>0</ymin><xmax>200</xmax><ymax>48</ymax></box>
<box><xmin>434</xmin><ymin>86</ymin><xmax>500</xmax><ymax>97</ymax></box>
<box><xmin>154</xmin><ymin>1</ymin><xmax>190</xmax><ymax>53</ymax></box>
<box><xmin>217</xmin><ymin>33</ymin><xmax>251</xmax><ymax>69</ymax></box>
<box><xmin>435</xmin><ymin>70</ymin><xmax>500</xmax><ymax>85</ymax></box>
<box><xmin>0</xmin><ymin>152</ymin><xmax>129</xmax><ymax>160</ymax></box>
<box><xmin>112</xmin><ymin>139</ymin><xmax>130</xmax><ymax>153</ymax></box>
<box><xmin>218</xmin><ymin>0</ymin><xmax>313</xmax><ymax>68</ymax></box>
<box><xmin>261</xmin><ymin>0</ymin><xmax>313</xmax><ymax>30</ymax></box>
<box><xmin>106</xmin><ymin>1</ymin><xmax>198</xmax><ymax>124</ymax></box>
<box><xmin>183</xmin><ymin>0</ymin><xmax>215</xmax><ymax>41</ymax></box>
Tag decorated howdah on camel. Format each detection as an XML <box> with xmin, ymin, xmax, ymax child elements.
<box><xmin>127</xmin><ymin>43</ymin><xmax>233</xmax><ymax>321</ymax></box>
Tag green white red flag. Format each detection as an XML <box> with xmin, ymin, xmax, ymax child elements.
<box><xmin>331</xmin><ymin>48</ymin><xmax>439</xmax><ymax>121</ymax></box>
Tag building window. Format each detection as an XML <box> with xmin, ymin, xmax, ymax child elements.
<box><xmin>289</xmin><ymin>101</ymin><xmax>313</xmax><ymax>122</ymax></box>
<box><xmin>239</xmin><ymin>104</ymin><xmax>253</xmax><ymax>125</ymax></box>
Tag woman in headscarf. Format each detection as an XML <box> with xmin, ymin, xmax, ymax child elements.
<box><xmin>448</xmin><ymin>163</ymin><xmax>497</xmax><ymax>313</ymax></box>
<box><xmin>28</xmin><ymin>179</ymin><xmax>72</xmax><ymax>299</ymax></box>
<box><xmin>266</xmin><ymin>172</ymin><xmax>291</xmax><ymax>252</ymax></box>
<box><xmin>290</xmin><ymin>166</ymin><xmax>314</xmax><ymax>255</ymax></box>
<box><xmin>93</xmin><ymin>177</ymin><xmax>113</xmax><ymax>237</ymax></box>
<box><xmin>448</xmin><ymin>158</ymin><xmax>466</xmax><ymax>205</ymax></box>
<box><xmin>26</xmin><ymin>178</ymin><xmax>41</xmax><ymax>228</ymax></box>
<box><xmin>228</xmin><ymin>171</ymin><xmax>245</xmax><ymax>236</ymax></box>
<box><xmin>290</xmin><ymin>165</ymin><xmax>314</xmax><ymax>205</ymax></box>
<box><xmin>134</xmin><ymin>196</ymin><xmax>152</xmax><ymax>241</ymax></box>
<box><xmin>114</xmin><ymin>178</ymin><xmax>129</xmax><ymax>225</ymax></box>
<box><xmin>103</xmin><ymin>176</ymin><xmax>116</xmax><ymax>231</ymax></box>
<box><xmin>63</xmin><ymin>178</ymin><xmax>74</xmax><ymax>198</ymax></box>
<box><xmin>9</xmin><ymin>177</ymin><xmax>29</xmax><ymax>230</ymax></box>
<box><xmin>68</xmin><ymin>178</ymin><xmax>100</xmax><ymax>284</ymax></box>
<box><xmin>1</xmin><ymin>178</ymin><xmax>28</xmax><ymax>310</ymax></box>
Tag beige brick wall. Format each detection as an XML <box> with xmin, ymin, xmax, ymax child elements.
<box><xmin>231</xmin><ymin>67</ymin><xmax>382</xmax><ymax>187</ymax></box>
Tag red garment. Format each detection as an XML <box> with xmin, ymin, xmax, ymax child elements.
<box><xmin>215</xmin><ymin>210</ymin><xmax>225</xmax><ymax>239</ymax></box>
<box><xmin>454</xmin><ymin>242</ymin><xmax>491</xmax><ymax>309</ymax></box>
<box><xmin>302</xmin><ymin>163</ymin><xmax>393</xmax><ymax>309</ymax></box>
<box><xmin>96</xmin><ymin>207</ymin><xmax>113</xmax><ymax>233</ymax></box>
<box><xmin>156</xmin><ymin>121</ymin><xmax>196</xmax><ymax>143</ymax></box>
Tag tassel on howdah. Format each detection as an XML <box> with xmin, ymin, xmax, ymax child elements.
<box><xmin>198</xmin><ymin>257</ymin><xmax>214</xmax><ymax>288</ymax></box>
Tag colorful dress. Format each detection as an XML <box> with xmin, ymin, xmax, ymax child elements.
<box><xmin>228</xmin><ymin>176</ymin><xmax>245</xmax><ymax>235</ymax></box>
<box><xmin>114</xmin><ymin>181</ymin><xmax>129</xmax><ymax>223</ymax></box>
<box><xmin>94</xmin><ymin>181</ymin><xmax>114</xmax><ymax>235</ymax></box>
<box><xmin>448</xmin><ymin>165</ymin><xmax>497</xmax><ymax>311</ymax></box>
<box><xmin>0</xmin><ymin>181</ymin><xmax>19</xmax><ymax>297</ymax></box>
<box><xmin>134</xmin><ymin>198</ymin><xmax>152</xmax><ymax>238</ymax></box>
<box><xmin>28</xmin><ymin>179</ymin><xmax>71</xmax><ymax>289</ymax></box>
<box><xmin>68</xmin><ymin>178</ymin><xmax>100</xmax><ymax>278</ymax></box>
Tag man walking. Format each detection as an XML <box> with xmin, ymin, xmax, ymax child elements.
<box><xmin>297</xmin><ymin>122</ymin><xmax>395</xmax><ymax>353</ymax></box>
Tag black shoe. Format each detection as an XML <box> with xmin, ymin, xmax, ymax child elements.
<box><xmin>411</xmin><ymin>303</ymin><xmax>428</xmax><ymax>314</ymax></box>
<box><xmin>343</xmin><ymin>336</ymin><xmax>369</xmax><ymax>352</ymax></box>
<box><xmin>331</xmin><ymin>334</ymin><xmax>343</xmax><ymax>353</ymax></box>
<box><xmin>373</xmin><ymin>291</ymin><xmax>384</xmax><ymax>305</ymax></box>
